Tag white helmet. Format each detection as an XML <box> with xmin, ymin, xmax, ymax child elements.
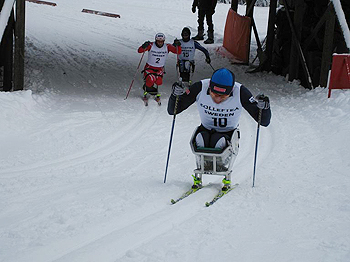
<box><xmin>155</xmin><ymin>33</ymin><xmax>165</xmax><ymax>41</ymax></box>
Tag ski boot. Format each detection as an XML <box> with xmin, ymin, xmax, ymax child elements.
<box><xmin>142</xmin><ymin>91</ymin><xmax>149</xmax><ymax>106</ymax></box>
<box><xmin>222</xmin><ymin>178</ymin><xmax>231</xmax><ymax>191</ymax></box>
<box><xmin>192</xmin><ymin>175</ymin><xmax>202</xmax><ymax>189</ymax></box>
<box><xmin>154</xmin><ymin>93</ymin><xmax>161</xmax><ymax>106</ymax></box>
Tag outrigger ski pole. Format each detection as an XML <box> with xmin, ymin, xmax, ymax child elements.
<box><xmin>125</xmin><ymin>52</ymin><xmax>145</xmax><ymax>100</ymax></box>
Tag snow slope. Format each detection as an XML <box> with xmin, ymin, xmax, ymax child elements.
<box><xmin>1</xmin><ymin>0</ymin><xmax>349</xmax><ymax>261</ymax></box>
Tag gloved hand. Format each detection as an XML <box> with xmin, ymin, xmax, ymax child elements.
<box><xmin>205</xmin><ymin>57</ymin><xmax>211</xmax><ymax>64</ymax></box>
<box><xmin>192</xmin><ymin>5</ymin><xmax>196</xmax><ymax>13</ymax></box>
<box><xmin>173</xmin><ymin>39</ymin><xmax>181</xmax><ymax>47</ymax></box>
<box><xmin>141</xmin><ymin>41</ymin><xmax>150</xmax><ymax>49</ymax></box>
<box><xmin>256</xmin><ymin>94</ymin><xmax>270</xmax><ymax>109</ymax></box>
<box><xmin>172</xmin><ymin>82</ymin><xmax>185</xmax><ymax>96</ymax></box>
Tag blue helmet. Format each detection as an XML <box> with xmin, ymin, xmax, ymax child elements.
<box><xmin>209</xmin><ymin>68</ymin><xmax>235</xmax><ymax>95</ymax></box>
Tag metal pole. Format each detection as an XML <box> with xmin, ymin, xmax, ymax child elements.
<box><xmin>252</xmin><ymin>108</ymin><xmax>262</xmax><ymax>187</ymax></box>
<box><xmin>164</xmin><ymin>45</ymin><xmax>181</xmax><ymax>183</ymax></box>
<box><xmin>164</xmin><ymin>95</ymin><xmax>179</xmax><ymax>183</ymax></box>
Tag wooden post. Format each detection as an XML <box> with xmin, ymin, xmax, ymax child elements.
<box><xmin>14</xmin><ymin>0</ymin><xmax>25</xmax><ymax>91</ymax></box>
<box><xmin>245</xmin><ymin>0</ymin><xmax>255</xmax><ymax>18</ymax></box>
<box><xmin>288</xmin><ymin>0</ymin><xmax>306</xmax><ymax>82</ymax></box>
<box><xmin>303</xmin><ymin>4</ymin><xmax>331</xmax><ymax>51</ymax></box>
<box><xmin>0</xmin><ymin>0</ymin><xmax>3</xmax><ymax>90</ymax></box>
<box><xmin>319</xmin><ymin>3</ymin><xmax>336</xmax><ymax>87</ymax></box>
<box><xmin>2</xmin><ymin>10</ymin><xmax>14</xmax><ymax>91</ymax></box>
<box><xmin>245</xmin><ymin>0</ymin><xmax>256</xmax><ymax>64</ymax></box>
<box><xmin>231</xmin><ymin>0</ymin><xmax>238</xmax><ymax>12</ymax></box>
<box><xmin>263</xmin><ymin>0</ymin><xmax>278</xmax><ymax>71</ymax></box>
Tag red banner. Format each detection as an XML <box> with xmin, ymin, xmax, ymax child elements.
<box><xmin>328</xmin><ymin>54</ymin><xmax>350</xmax><ymax>98</ymax></box>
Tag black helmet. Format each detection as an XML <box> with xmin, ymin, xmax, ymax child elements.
<box><xmin>181</xmin><ymin>27</ymin><xmax>191</xmax><ymax>41</ymax></box>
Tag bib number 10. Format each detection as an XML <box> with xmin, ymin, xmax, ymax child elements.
<box><xmin>212</xmin><ymin>117</ymin><xmax>227</xmax><ymax>127</ymax></box>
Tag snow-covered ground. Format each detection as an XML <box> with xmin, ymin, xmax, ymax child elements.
<box><xmin>1</xmin><ymin>0</ymin><xmax>349</xmax><ymax>261</ymax></box>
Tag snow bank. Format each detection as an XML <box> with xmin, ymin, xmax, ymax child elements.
<box><xmin>0</xmin><ymin>90</ymin><xmax>37</xmax><ymax>133</ymax></box>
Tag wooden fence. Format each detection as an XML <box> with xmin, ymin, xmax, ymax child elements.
<box><xmin>0</xmin><ymin>0</ymin><xmax>25</xmax><ymax>91</ymax></box>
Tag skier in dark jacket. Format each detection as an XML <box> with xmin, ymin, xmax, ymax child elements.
<box><xmin>192</xmin><ymin>0</ymin><xmax>218</xmax><ymax>44</ymax></box>
<box><xmin>178</xmin><ymin>27</ymin><xmax>211</xmax><ymax>83</ymax></box>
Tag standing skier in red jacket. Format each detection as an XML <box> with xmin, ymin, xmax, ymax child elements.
<box><xmin>138</xmin><ymin>33</ymin><xmax>182</xmax><ymax>105</ymax></box>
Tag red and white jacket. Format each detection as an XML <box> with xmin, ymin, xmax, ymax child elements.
<box><xmin>138</xmin><ymin>42</ymin><xmax>181</xmax><ymax>71</ymax></box>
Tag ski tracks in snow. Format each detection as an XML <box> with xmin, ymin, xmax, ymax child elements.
<box><xmin>49</xmin><ymin>194</ymin><xmax>210</xmax><ymax>262</ymax></box>
<box><xmin>5</xmin><ymin>179</ymin><xmax>218</xmax><ymax>262</ymax></box>
<box><xmin>1</xmin><ymin>32</ymin><xmax>160</xmax><ymax>176</ymax></box>
<box><xmin>0</xmin><ymin>99</ymin><xmax>160</xmax><ymax>176</ymax></box>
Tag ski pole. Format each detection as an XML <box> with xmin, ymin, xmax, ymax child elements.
<box><xmin>164</xmin><ymin>94</ymin><xmax>180</xmax><ymax>183</ymax></box>
<box><xmin>164</xmin><ymin>44</ymin><xmax>181</xmax><ymax>183</ymax></box>
<box><xmin>209</xmin><ymin>63</ymin><xmax>215</xmax><ymax>71</ymax></box>
<box><xmin>124</xmin><ymin>52</ymin><xmax>145</xmax><ymax>100</ymax></box>
<box><xmin>252</xmin><ymin>108</ymin><xmax>262</xmax><ymax>187</ymax></box>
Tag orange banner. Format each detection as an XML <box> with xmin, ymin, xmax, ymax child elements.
<box><xmin>222</xmin><ymin>9</ymin><xmax>251</xmax><ymax>64</ymax></box>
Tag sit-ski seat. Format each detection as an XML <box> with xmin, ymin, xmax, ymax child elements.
<box><xmin>190</xmin><ymin>127</ymin><xmax>240</xmax><ymax>180</ymax></box>
<box><xmin>177</xmin><ymin>60</ymin><xmax>195</xmax><ymax>83</ymax></box>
